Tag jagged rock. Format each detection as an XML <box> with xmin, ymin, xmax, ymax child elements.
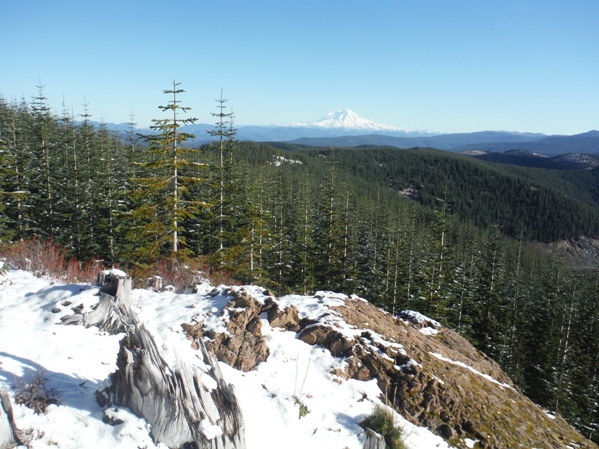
<box><xmin>298</xmin><ymin>325</ymin><xmax>355</xmax><ymax>357</ymax></box>
<box><xmin>268</xmin><ymin>305</ymin><xmax>300</xmax><ymax>331</ymax></box>
<box><xmin>182</xmin><ymin>289</ymin><xmax>301</xmax><ymax>372</ymax></box>
<box><xmin>334</xmin><ymin>356</ymin><xmax>371</xmax><ymax>381</ymax></box>
<box><xmin>435</xmin><ymin>423</ymin><xmax>457</xmax><ymax>440</ymax></box>
<box><xmin>192</xmin><ymin>290</ymin><xmax>270</xmax><ymax>372</ymax></box>
<box><xmin>363</xmin><ymin>427</ymin><xmax>385</xmax><ymax>449</ymax></box>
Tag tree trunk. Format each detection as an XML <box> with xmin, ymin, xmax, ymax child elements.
<box><xmin>60</xmin><ymin>270</ymin><xmax>132</xmax><ymax>333</ymax></box>
<box><xmin>363</xmin><ymin>427</ymin><xmax>386</xmax><ymax>449</ymax></box>
<box><xmin>0</xmin><ymin>391</ymin><xmax>27</xmax><ymax>448</ymax></box>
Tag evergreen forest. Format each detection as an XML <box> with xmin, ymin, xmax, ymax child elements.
<box><xmin>1</xmin><ymin>85</ymin><xmax>599</xmax><ymax>442</ymax></box>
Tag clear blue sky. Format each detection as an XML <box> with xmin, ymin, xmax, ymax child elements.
<box><xmin>1</xmin><ymin>0</ymin><xmax>597</xmax><ymax>134</ymax></box>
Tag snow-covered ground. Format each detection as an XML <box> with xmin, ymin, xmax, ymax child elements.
<box><xmin>0</xmin><ymin>268</ymin><xmax>453</xmax><ymax>449</ymax></box>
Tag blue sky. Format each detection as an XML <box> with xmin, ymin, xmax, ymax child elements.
<box><xmin>1</xmin><ymin>0</ymin><xmax>597</xmax><ymax>134</ymax></box>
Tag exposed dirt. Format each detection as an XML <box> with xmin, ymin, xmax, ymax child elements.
<box><xmin>329</xmin><ymin>296</ymin><xmax>597</xmax><ymax>449</ymax></box>
<box><xmin>528</xmin><ymin>236</ymin><xmax>599</xmax><ymax>270</ymax></box>
<box><xmin>183</xmin><ymin>286</ymin><xmax>597</xmax><ymax>448</ymax></box>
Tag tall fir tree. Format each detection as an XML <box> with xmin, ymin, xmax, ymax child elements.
<box><xmin>128</xmin><ymin>81</ymin><xmax>203</xmax><ymax>265</ymax></box>
<box><xmin>29</xmin><ymin>85</ymin><xmax>58</xmax><ymax>237</ymax></box>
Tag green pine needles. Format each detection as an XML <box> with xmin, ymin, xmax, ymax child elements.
<box><xmin>128</xmin><ymin>81</ymin><xmax>206</xmax><ymax>265</ymax></box>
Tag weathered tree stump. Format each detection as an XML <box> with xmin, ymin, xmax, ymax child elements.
<box><xmin>89</xmin><ymin>271</ymin><xmax>246</xmax><ymax>449</ymax></box>
<box><xmin>146</xmin><ymin>275</ymin><xmax>163</xmax><ymax>292</ymax></box>
<box><xmin>0</xmin><ymin>391</ymin><xmax>27</xmax><ymax>448</ymax></box>
<box><xmin>363</xmin><ymin>427</ymin><xmax>386</xmax><ymax>449</ymax></box>
<box><xmin>60</xmin><ymin>270</ymin><xmax>133</xmax><ymax>334</ymax></box>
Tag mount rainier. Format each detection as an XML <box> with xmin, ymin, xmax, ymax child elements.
<box><xmin>216</xmin><ymin>109</ymin><xmax>441</xmax><ymax>142</ymax></box>
<box><xmin>291</xmin><ymin>109</ymin><xmax>435</xmax><ymax>135</ymax></box>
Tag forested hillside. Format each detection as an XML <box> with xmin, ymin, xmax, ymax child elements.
<box><xmin>1</xmin><ymin>89</ymin><xmax>599</xmax><ymax>443</ymax></box>
<box><xmin>269</xmin><ymin>144</ymin><xmax>599</xmax><ymax>242</ymax></box>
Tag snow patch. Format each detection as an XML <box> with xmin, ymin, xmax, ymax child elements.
<box><xmin>419</xmin><ymin>327</ymin><xmax>439</xmax><ymax>336</ymax></box>
<box><xmin>200</xmin><ymin>419</ymin><xmax>223</xmax><ymax>440</ymax></box>
<box><xmin>400</xmin><ymin>310</ymin><xmax>440</xmax><ymax>328</ymax></box>
<box><xmin>464</xmin><ymin>437</ymin><xmax>477</xmax><ymax>448</ymax></box>
<box><xmin>430</xmin><ymin>352</ymin><xmax>514</xmax><ymax>390</ymax></box>
<box><xmin>0</xmin><ymin>268</ymin><xmax>454</xmax><ymax>449</ymax></box>
<box><xmin>100</xmin><ymin>268</ymin><xmax>128</xmax><ymax>277</ymax></box>
<box><xmin>270</xmin><ymin>155</ymin><xmax>303</xmax><ymax>167</ymax></box>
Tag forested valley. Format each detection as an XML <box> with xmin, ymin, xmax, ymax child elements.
<box><xmin>2</xmin><ymin>86</ymin><xmax>599</xmax><ymax>442</ymax></box>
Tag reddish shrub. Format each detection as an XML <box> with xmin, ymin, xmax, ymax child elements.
<box><xmin>1</xmin><ymin>239</ymin><xmax>237</xmax><ymax>289</ymax></box>
<box><xmin>127</xmin><ymin>256</ymin><xmax>238</xmax><ymax>292</ymax></box>
<box><xmin>0</xmin><ymin>238</ymin><xmax>105</xmax><ymax>284</ymax></box>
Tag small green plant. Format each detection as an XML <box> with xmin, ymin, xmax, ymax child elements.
<box><xmin>361</xmin><ymin>405</ymin><xmax>405</xmax><ymax>449</ymax></box>
<box><xmin>293</xmin><ymin>395</ymin><xmax>310</xmax><ymax>418</ymax></box>
<box><xmin>292</xmin><ymin>356</ymin><xmax>311</xmax><ymax>419</ymax></box>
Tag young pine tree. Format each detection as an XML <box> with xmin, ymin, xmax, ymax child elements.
<box><xmin>128</xmin><ymin>81</ymin><xmax>204</xmax><ymax>265</ymax></box>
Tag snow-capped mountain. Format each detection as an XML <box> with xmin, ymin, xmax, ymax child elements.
<box><xmin>292</xmin><ymin>109</ymin><xmax>409</xmax><ymax>132</ymax></box>
<box><xmin>290</xmin><ymin>110</ymin><xmax>440</xmax><ymax>137</ymax></box>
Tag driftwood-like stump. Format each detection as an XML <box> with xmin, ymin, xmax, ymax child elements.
<box><xmin>91</xmin><ymin>271</ymin><xmax>245</xmax><ymax>449</ymax></box>
<box><xmin>363</xmin><ymin>428</ymin><xmax>386</xmax><ymax>449</ymax></box>
<box><xmin>60</xmin><ymin>270</ymin><xmax>133</xmax><ymax>334</ymax></box>
<box><xmin>0</xmin><ymin>391</ymin><xmax>26</xmax><ymax>448</ymax></box>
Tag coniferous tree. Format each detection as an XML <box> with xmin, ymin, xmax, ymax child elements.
<box><xmin>128</xmin><ymin>81</ymin><xmax>202</xmax><ymax>265</ymax></box>
<box><xmin>29</xmin><ymin>85</ymin><xmax>58</xmax><ymax>237</ymax></box>
<box><xmin>94</xmin><ymin>123</ymin><xmax>130</xmax><ymax>264</ymax></box>
<box><xmin>446</xmin><ymin>225</ymin><xmax>481</xmax><ymax>335</ymax></box>
<box><xmin>0</xmin><ymin>124</ymin><xmax>14</xmax><ymax>240</ymax></box>
<box><xmin>0</xmin><ymin>98</ymin><xmax>29</xmax><ymax>240</ymax></box>
<box><xmin>418</xmin><ymin>188</ymin><xmax>455</xmax><ymax>320</ymax></box>
<box><xmin>295</xmin><ymin>180</ymin><xmax>316</xmax><ymax>294</ymax></box>
<box><xmin>312</xmin><ymin>147</ymin><xmax>347</xmax><ymax>292</ymax></box>
<box><xmin>202</xmin><ymin>91</ymin><xmax>245</xmax><ymax>269</ymax></box>
<box><xmin>470</xmin><ymin>223</ymin><xmax>508</xmax><ymax>357</ymax></box>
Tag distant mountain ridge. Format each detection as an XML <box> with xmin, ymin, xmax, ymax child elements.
<box><xmin>102</xmin><ymin>110</ymin><xmax>441</xmax><ymax>142</ymax></box>
<box><xmin>285</xmin><ymin>130</ymin><xmax>548</xmax><ymax>150</ymax></box>
<box><xmin>466</xmin><ymin>149</ymin><xmax>599</xmax><ymax>170</ymax></box>
<box><xmin>284</xmin><ymin>130</ymin><xmax>599</xmax><ymax>157</ymax></box>
<box><xmin>93</xmin><ymin>112</ymin><xmax>598</xmax><ymax>157</ymax></box>
<box><xmin>454</xmin><ymin>130</ymin><xmax>599</xmax><ymax>156</ymax></box>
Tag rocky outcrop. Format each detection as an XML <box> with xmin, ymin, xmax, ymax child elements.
<box><xmin>180</xmin><ymin>286</ymin><xmax>595</xmax><ymax>447</ymax></box>
<box><xmin>530</xmin><ymin>236</ymin><xmax>599</xmax><ymax>269</ymax></box>
<box><xmin>182</xmin><ymin>287</ymin><xmax>300</xmax><ymax>372</ymax></box>
<box><xmin>296</xmin><ymin>293</ymin><xmax>597</xmax><ymax>449</ymax></box>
